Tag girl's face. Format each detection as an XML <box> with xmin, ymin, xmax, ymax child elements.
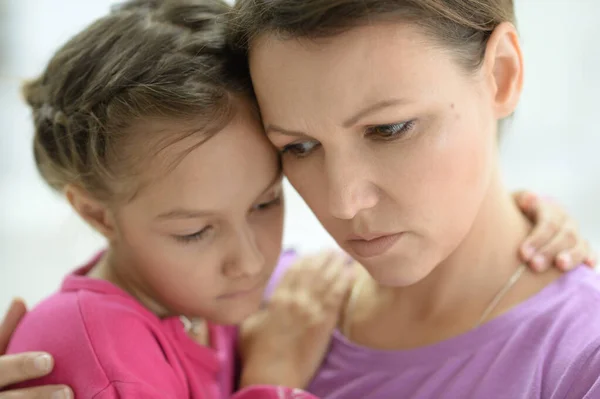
<box><xmin>249</xmin><ymin>22</ymin><xmax>522</xmax><ymax>287</ymax></box>
<box><xmin>109</xmin><ymin>103</ymin><xmax>284</xmax><ymax>324</ymax></box>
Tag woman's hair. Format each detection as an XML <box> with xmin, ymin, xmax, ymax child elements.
<box><xmin>26</xmin><ymin>0</ymin><xmax>250</xmax><ymax>202</ymax></box>
<box><xmin>229</xmin><ymin>0</ymin><xmax>515</xmax><ymax>72</ymax></box>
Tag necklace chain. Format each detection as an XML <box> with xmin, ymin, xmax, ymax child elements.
<box><xmin>343</xmin><ymin>263</ymin><xmax>528</xmax><ymax>339</ymax></box>
<box><xmin>180</xmin><ymin>315</ymin><xmax>205</xmax><ymax>335</ymax></box>
<box><xmin>475</xmin><ymin>263</ymin><xmax>527</xmax><ymax>327</ymax></box>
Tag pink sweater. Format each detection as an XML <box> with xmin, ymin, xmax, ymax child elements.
<box><xmin>6</xmin><ymin>257</ymin><xmax>317</xmax><ymax>399</ymax></box>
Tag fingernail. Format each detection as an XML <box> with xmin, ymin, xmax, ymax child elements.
<box><xmin>52</xmin><ymin>388</ymin><xmax>72</xmax><ymax>399</ymax></box>
<box><xmin>558</xmin><ymin>253</ymin><xmax>572</xmax><ymax>269</ymax></box>
<box><xmin>532</xmin><ymin>254</ymin><xmax>546</xmax><ymax>271</ymax></box>
<box><xmin>33</xmin><ymin>353</ymin><xmax>52</xmax><ymax>373</ymax></box>
<box><xmin>522</xmin><ymin>245</ymin><xmax>535</xmax><ymax>260</ymax></box>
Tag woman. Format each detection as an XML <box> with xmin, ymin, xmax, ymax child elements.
<box><xmin>231</xmin><ymin>0</ymin><xmax>600</xmax><ymax>396</ymax></box>
<box><xmin>1</xmin><ymin>0</ymin><xmax>597</xmax><ymax>397</ymax></box>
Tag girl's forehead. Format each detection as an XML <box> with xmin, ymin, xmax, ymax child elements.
<box><xmin>126</xmin><ymin>111</ymin><xmax>280</xmax><ymax>212</ymax></box>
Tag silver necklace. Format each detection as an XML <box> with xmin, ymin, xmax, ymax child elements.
<box><xmin>475</xmin><ymin>263</ymin><xmax>527</xmax><ymax>327</ymax></box>
<box><xmin>179</xmin><ymin>315</ymin><xmax>205</xmax><ymax>335</ymax></box>
<box><xmin>343</xmin><ymin>263</ymin><xmax>528</xmax><ymax>338</ymax></box>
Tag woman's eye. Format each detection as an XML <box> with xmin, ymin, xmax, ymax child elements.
<box><xmin>252</xmin><ymin>196</ymin><xmax>283</xmax><ymax>212</ymax></box>
<box><xmin>280</xmin><ymin>141</ymin><xmax>320</xmax><ymax>158</ymax></box>
<box><xmin>366</xmin><ymin>120</ymin><xmax>415</xmax><ymax>140</ymax></box>
<box><xmin>175</xmin><ymin>226</ymin><xmax>213</xmax><ymax>244</ymax></box>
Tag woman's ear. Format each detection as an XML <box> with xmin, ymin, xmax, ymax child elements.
<box><xmin>483</xmin><ymin>22</ymin><xmax>524</xmax><ymax>119</ymax></box>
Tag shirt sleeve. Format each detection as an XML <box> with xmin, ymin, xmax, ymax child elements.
<box><xmin>232</xmin><ymin>385</ymin><xmax>320</xmax><ymax>399</ymax></box>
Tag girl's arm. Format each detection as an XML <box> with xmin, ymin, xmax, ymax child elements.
<box><xmin>0</xmin><ymin>299</ymin><xmax>73</xmax><ymax>399</ymax></box>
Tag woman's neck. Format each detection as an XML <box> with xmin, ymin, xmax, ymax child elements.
<box><xmin>389</xmin><ymin>176</ymin><xmax>530</xmax><ymax>319</ymax></box>
<box><xmin>348</xmin><ymin>172</ymin><xmax>561</xmax><ymax>349</ymax></box>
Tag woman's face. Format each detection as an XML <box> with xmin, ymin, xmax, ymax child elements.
<box><xmin>250</xmin><ymin>22</ymin><xmax>521</xmax><ymax>286</ymax></box>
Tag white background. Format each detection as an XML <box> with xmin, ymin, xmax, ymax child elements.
<box><xmin>0</xmin><ymin>0</ymin><xmax>599</xmax><ymax>314</ymax></box>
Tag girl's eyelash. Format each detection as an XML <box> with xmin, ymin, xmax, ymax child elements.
<box><xmin>175</xmin><ymin>227</ymin><xmax>211</xmax><ymax>244</ymax></box>
<box><xmin>253</xmin><ymin>196</ymin><xmax>283</xmax><ymax>211</ymax></box>
<box><xmin>280</xmin><ymin>141</ymin><xmax>320</xmax><ymax>158</ymax></box>
<box><xmin>173</xmin><ymin>197</ymin><xmax>282</xmax><ymax>245</ymax></box>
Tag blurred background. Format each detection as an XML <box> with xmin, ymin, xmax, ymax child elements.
<box><xmin>0</xmin><ymin>0</ymin><xmax>599</xmax><ymax>313</ymax></box>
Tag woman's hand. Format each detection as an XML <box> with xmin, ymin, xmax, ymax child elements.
<box><xmin>239</xmin><ymin>252</ymin><xmax>355</xmax><ymax>390</ymax></box>
<box><xmin>0</xmin><ymin>299</ymin><xmax>72</xmax><ymax>399</ymax></box>
<box><xmin>515</xmin><ymin>191</ymin><xmax>596</xmax><ymax>272</ymax></box>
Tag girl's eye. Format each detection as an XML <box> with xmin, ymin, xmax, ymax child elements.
<box><xmin>175</xmin><ymin>226</ymin><xmax>213</xmax><ymax>244</ymax></box>
<box><xmin>252</xmin><ymin>196</ymin><xmax>283</xmax><ymax>212</ymax></box>
<box><xmin>280</xmin><ymin>141</ymin><xmax>321</xmax><ymax>158</ymax></box>
<box><xmin>366</xmin><ymin>120</ymin><xmax>416</xmax><ymax>140</ymax></box>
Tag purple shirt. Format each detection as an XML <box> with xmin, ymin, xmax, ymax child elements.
<box><xmin>270</xmin><ymin>256</ymin><xmax>600</xmax><ymax>398</ymax></box>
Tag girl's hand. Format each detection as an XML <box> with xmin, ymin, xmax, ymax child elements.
<box><xmin>240</xmin><ymin>252</ymin><xmax>355</xmax><ymax>389</ymax></box>
<box><xmin>514</xmin><ymin>191</ymin><xmax>596</xmax><ymax>272</ymax></box>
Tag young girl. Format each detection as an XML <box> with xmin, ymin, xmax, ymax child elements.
<box><xmin>232</xmin><ymin>0</ymin><xmax>600</xmax><ymax>397</ymax></box>
<box><xmin>3</xmin><ymin>1</ymin><xmax>351</xmax><ymax>398</ymax></box>
<box><xmin>1</xmin><ymin>0</ymin><xmax>594</xmax><ymax>398</ymax></box>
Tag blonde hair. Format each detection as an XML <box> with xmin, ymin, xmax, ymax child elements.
<box><xmin>26</xmin><ymin>0</ymin><xmax>251</xmax><ymax>202</ymax></box>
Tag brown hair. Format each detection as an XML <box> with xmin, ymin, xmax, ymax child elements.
<box><xmin>230</xmin><ymin>0</ymin><xmax>515</xmax><ymax>72</ymax></box>
<box><xmin>25</xmin><ymin>0</ymin><xmax>250</xmax><ymax>202</ymax></box>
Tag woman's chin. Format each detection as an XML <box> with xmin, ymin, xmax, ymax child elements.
<box><xmin>364</xmin><ymin>257</ymin><xmax>436</xmax><ymax>288</ymax></box>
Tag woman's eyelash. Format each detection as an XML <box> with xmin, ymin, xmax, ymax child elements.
<box><xmin>366</xmin><ymin>120</ymin><xmax>416</xmax><ymax>139</ymax></box>
<box><xmin>279</xmin><ymin>120</ymin><xmax>415</xmax><ymax>158</ymax></box>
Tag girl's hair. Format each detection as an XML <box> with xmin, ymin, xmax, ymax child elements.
<box><xmin>229</xmin><ymin>0</ymin><xmax>515</xmax><ymax>72</ymax></box>
<box><xmin>26</xmin><ymin>0</ymin><xmax>250</xmax><ymax>202</ymax></box>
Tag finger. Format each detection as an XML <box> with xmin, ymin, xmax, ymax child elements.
<box><xmin>533</xmin><ymin>221</ymin><xmax>578</xmax><ymax>271</ymax></box>
<box><xmin>274</xmin><ymin>254</ymin><xmax>311</xmax><ymax>294</ymax></box>
<box><xmin>578</xmin><ymin>242</ymin><xmax>596</xmax><ymax>268</ymax></box>
<box><xmin>0</xmin><ymin>385</ymin><xmax>73</xmax><ymax>399</ymax></box>
<box><xmin>556</xmin><ymin>241</ymin><xmax>592</xmax><ymax>272</ymax></box>
<box><xmin>322</xmin><ymin>261</ymin><xmax>356</xmax><ymax>312</ymax></box>
<box><xmin>520</xmin><ymin>209</ymin><xmax>566</xmax><ymax>266</ymax></box>
<box><xmin>584</xmin><ymin>252</ymin><xmax>597</xmax><ymax>268</ymax></box>
<box><xmin>269</xmin><ymin>253</ymin><xmax>319</xmax><ymax>308</ymax></box>
<box><xmin>286</xmin><ymin>250</ymin><xmax>334</xmax><ymax>292</ymax></box>
<box><xmin>0</xmin><ymin>299</ymin><xmax>27</xmax><ymax>353</ymax></box>
<box><xmin>311</xmin><ymin>252</ymin><xmax>348</xmax><ymax>295</ymax></box>
<box><xmin>513</xmin><ymin>191</ymin><xmax>538</xmax><ymax>218</ymax></box>
<box><xmin>0</xmin><ymin>353</ymin><xmax>54</xmax><ymax>387</ymax></box>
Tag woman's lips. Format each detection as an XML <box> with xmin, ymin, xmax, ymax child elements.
<box><xmin>346</xmin><ymin>232</ymin><xmax>404</xmax><ymax>258</ymax></box>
